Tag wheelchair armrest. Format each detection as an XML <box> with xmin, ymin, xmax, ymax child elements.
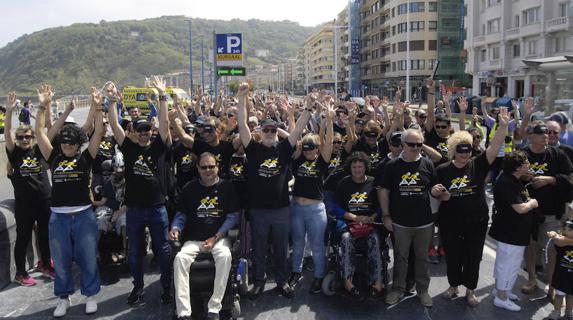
<box><xmin>227</xmin><ymin>228</ymin><xmax>239</xmax><ymax>244</ymax></box>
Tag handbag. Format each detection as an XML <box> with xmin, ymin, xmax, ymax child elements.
<box><xmin>348</xmin><ymin>222</ymin><xmax>374</xmax><ymax>239</ymax></box>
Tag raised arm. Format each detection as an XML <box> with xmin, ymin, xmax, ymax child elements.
<box><xmin>88</xmin><ymin>92</ymin><xmax>105</xmax><ymax>159</ymax></box>
<box><xmin>35</xmin><ymin>85</ymin><xmax>54</xmax><ymax>160</ymax></box>
<box><xmin>236</xmin><ymin>82</ymin><xmax>252</xmax><ymax>148</ymax></box>
<box><xmin>425</xmin><ymin>79</ymin><xmax>436</xmax><ymax>132</ymax></box>
<box><xmin>486</xmin><ymin>107</ymin><xmax>509</xmax><ymax>164</ymax></box>
<box><xmin>5</xmin><ymin>92</ymin><xmax>17</xmax><ymax>152</ymax></box>
<box><xmin>517</xmin><ymin>97</ymin><xmax>534</xmax><ymax>140</ymax></box>
<box><xmin>320</xmin><ymin>103</ymin><xmax>335</xmax><ymax>162</ymax></box>
<box><xmin>458</xmin><ymin>96</ymin><xmax>468</xmax><ymax>131</ymax></box>
<box><xmin>47</xmin><ymin>99</ymin><xmax>75</xmax><ymax>141</ymax></box>
<box><xmin>443</xmin><ymin>91</ymin><xmax>453</xmax><ymax>120</ymax></box>
<box><xmin>288</xmin><ymin>95</ymin><xmax>313</xmax><ymax>147</ymax></box>
<box><xmin>150</xmin><ymin>76</ymin><xmax>171</xmax><ymax>147</ymax></box>
<box><xmin>105</xmin><ymin>84</ymin><xmax>126</xmax><ymax>146</ymax></box>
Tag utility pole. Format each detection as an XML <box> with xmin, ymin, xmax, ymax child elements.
<box><xmin>406</xmin><ymin>0</ymin><xmax>411</xmax><ymax>101</ymax></box>
<box><xmin>188</xmin><ymin>19</ymin><xmax>194</xmax><ymax>92</ymax></box>
<box><xmin>213</xmin><ymin>30</ymin><xmax>218</xmax><ymax>98</ymax></box>
<box><xmin>201</xmin><ymin>36</ymin><xmax>205</xmax><ymax>92</ymax></box>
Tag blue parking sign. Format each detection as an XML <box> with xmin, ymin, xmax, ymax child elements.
<box><xmin>216</xmin><ymin>34</ymin><xmax>243</xmax><ymax>67</ymax></box>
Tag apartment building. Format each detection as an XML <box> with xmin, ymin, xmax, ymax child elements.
<box><xmin>302</xmin><ymin>22</ymin><xmax>336</xmax><ymax>90</ymax></box>
<box><xmin>465</xmin><ymin>0</ymin><xmax>573</xmax><ymax>102</ymax></box>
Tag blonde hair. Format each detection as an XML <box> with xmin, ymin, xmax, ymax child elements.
<box><xmin>15</xmin><ymin>125</ymin><xmax>34</xmax><ymax>137</ymax></box>
<box><xmin>447</xmin><ymin>131</ymin><xmax>473</xmax><ymax>159</ymax></box>
<box><xmin>364</xmin><ymin>121</ymin><xmax>382</xmax><ymax>135</ymax></box>
<box><xmin>301</xmin><ymin>133</ymin><xmax>320</xmax><ymax>146</ymax></box>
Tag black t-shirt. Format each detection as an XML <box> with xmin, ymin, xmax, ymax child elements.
<box><xmin>93</xmin><ymin>136</ymin><xmax>116</xmax><ymax>174</ymax></box>
<box><xmin>424</xmin><ymin>128</ymin><xmax>449</xmax><ymax>165</ymax></box>
<box><xmin>380</xmin><ymin>156</ymin><xmax>437</xmax><ymax>227</ymax></box>
<box><xmin>48</xmin><ymin>149</ymin><xmax>93</xmax><ymax>207</ymax></box>
<box><xmin>353</xmin><ymin>140</ymin><xmax>389</xmax><ymax>173</ymax></box>
<box><xmin>471</xmin><ymin>147</ymin><xmax>484</xmax><ymax>159</ymax></box>
<box><xmin>374</xmin><ymin>154</ymin><xmax>395</xmax><ymax>189</ymax></box>
<box><xmin>324</xmin><ymin>151</ymin><xmax>349</xmax><ymax>192</ymax></box>
<box><xmin>559</xmin><ymin>144</ymin><xmax>573</xmax><ymax>163</ymax></box>
<box><xmin>178</xmin><ymin>178</ymin><xmax>240</xmax><ymax>242</ymax></box>
<box><xmin>334</xmin><ymin>175</ymin><xmax>378</xmax><ymax>216</ymax></box>
<box><xmin>102</xmin><ymin>178</ymin><xmax>122</xmax><ymax>211</ymax></box>
<box><xmin>172</xmin><ymin>141</ymin><xmax>197</xmax><ymax>190</ymax></box>
<box><xmin>292</xmin><ymin>155</ymin><xmax>329</xmax><ymax>200</ymax></box>
<box><xmin>489</xmin><ymin>172</ymin><xmax>532</xmax><ymax>246</ymax></box>
<box><xmin>436</xmin><ymin>153</ymin><xmax>490</xmax><ymax>223</ymax></box>
<box><xmin>119</xmin><ymin>138</ymin><xmax>167</xmax><ymax>207</ymax></box>
<box><xmin>228</xmin><ymin>154</ymin><xmax>248</xmax><ymax>208</ymax></box>
<box><xmin>333</xmin><ymin>123</ymin><xmax>347</xmax><ymax>138</ymax></box>
<box><xmin>7</xmin><ymin>145</ymin><xmax>51</xmax><ymax>200</ymax></box>
<box><xmin>524</xmin><ymin>146</ymin><xmax>573</xmax><ymax>217</ymax></box>
<box><xmin>192</xmin><ymin>140</ymin><xmax>235</xmax><ymax>178</ymax></box>
<box><xmin>245</xmin><ymin>139</ymin><xmax>294</xmax><ymax>209</ymax></box>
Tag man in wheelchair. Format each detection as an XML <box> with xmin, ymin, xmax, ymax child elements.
<box><xmin>169</xmin><ymin>152</ymin><xmax>240</xmax><ymax>320</ymax></box>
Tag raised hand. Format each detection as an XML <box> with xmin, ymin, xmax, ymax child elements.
<box><xmin>237</xmin><ymin>82</ymin><xmax>249</xmax><ymax>97</ymax></box>
<box><xmin>65</xmin><ymin>97</ymin><xmax>76</xmax><ymax>113</ymax></box>
<box><xmin>7</xmin><ymin>92</ymin><xmax>17</xmax><ymax>110</ymax></box>
<box><xmin>151</xmin><ymin>76</ymin><xmax>166</xmax><ymax>94</ymax></box>
<box><xmin>91</xmin><ymin>87</ymin><xmax>103</xmax><ymax>107</ymax></box>
<box><xmin>37</xmin><ymin>84</ymin><xmax>54</xmax><ymax>107</ymax></box>
<box><xmin>370</xmin><ymin>95</ymin><xmax>381</xmax><ymax>107</ymax></box>
<box><xmin>425</xmin><ymin>78</ymin><xmax>435</xmax><ymax>92</ymax></box>
<box><xmin>498</xmin><ymin>107</ymin><xmax>509</xmax><ymax>127</ymax></box>
<box><xmin>325</xmin><ymin>102</ymin><xmax>336</xmax><ymax>120</ymax></box>
<box><xmin>524</xmin><ymin>97</ymin><xmax>534</xmax><ymax>115</ymax></box>
<box><xmin>458</xmin><ymin>96</ymin><xmax>468</xmax><ymax>113</ymax></box>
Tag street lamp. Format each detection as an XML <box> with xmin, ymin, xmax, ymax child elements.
<box><xmin>332</xmin><ymin>21</ymin><xmax>349</xmax><ymax>97</ymax></box>
<box><xmin>187</xmin><ymin>19</ymin><xmax>194</xmax><ymax>92</ymax></box>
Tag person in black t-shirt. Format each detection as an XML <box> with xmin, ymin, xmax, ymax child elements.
<box><xmin>489</xmin><ymin>151</ymin><xmax>538</xmax><ymax>312</ymax></box>
<box><xmin>169</xmin><ymin>152</ymin><xmax>240</xmax><ymax>320</ymax></box>
<box><xmin>107</xmin><ymin>78</ymin><xmax>173</xmax><ymax>306</ymax></box>
<box><xmin>288</xmin><ymin>109</ymin><xmax>334</xmax><ymax>294</ymax></box>
<box><xmin>237</xmin><ymin>83</ymin><xmax>312</xmax><ymax>299</ymax></box>
<box><xmin>380</xmin><ymin>128</ymin><xmax>442</xmax><ymax>307</ymax></box>
<box><xmin>35</xmin><ymin>85</ymin><xmax>105</xmax><ymax>317</ymax></box>
<box><xmin>546</xmin><ymin>219</ymin><xmax>573</xmax><ymax>320</ymax></box>
<box><xmin>331</xmin><ymin>151</ymin><xmax>384</xmax><ymax>299</ymax></box>
<box><xmin>191</xmin><ymin>118</ymin><xmax>236</xmax><ymax>178</ymax></box>
<box><xmin>436</xmin><ymin>108</ymin><xmax>509</xmax><ymax>307</ymax></box>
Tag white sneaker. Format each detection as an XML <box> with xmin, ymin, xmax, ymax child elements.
<box><xmin>493</xmin><ymin>296</ymin><xmax>521</xmax><ymax>311</ymax></box>
<box><xmin>85</xmin><ymin>296</ymin><xmax>97</xmax><ymax>314</ymax></box>
<box><xmin>53</xmin><ymin>297</ymin><xmax>71</xmax><ymax>318</ymax></box>
<box><xmin>492</xmin><ymin>288</ymin><xmax>519</xmax><ymax>301</ymax></box>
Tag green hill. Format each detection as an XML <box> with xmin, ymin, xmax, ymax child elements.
<box><xmin>0</xmin><ymin>16</ymin><xmax>318</xmax><ymax>95</ymax></box>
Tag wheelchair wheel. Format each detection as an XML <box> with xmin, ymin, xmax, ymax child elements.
<box><xmin>322</xmin><ymin>271</ymin><xmax>337</xmax><ymax>296</ymax></box>
<box><xmin>231</xmin><ymin>299</ymin><xmax>241</xmax><ymax>319</ymax></box>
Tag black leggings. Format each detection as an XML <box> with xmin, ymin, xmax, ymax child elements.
<box><xmin>14</xmin><ymin>199</ymin><xmax>51</xmax><ymax>275</ymax></box>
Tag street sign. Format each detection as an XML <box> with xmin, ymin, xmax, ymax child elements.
<box><xmin>216</xmin><ymin>33</ymin><xmax>243</xmax><ymax>67</ymax></box>
<box><xmin>217</xmin><ymin>67</ymin><xmax>246</xmax><ymax>76</ymax></box>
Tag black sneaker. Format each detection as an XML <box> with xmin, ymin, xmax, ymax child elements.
<box><xmin>287</xmin><ymin>272</ymin><xmax>302</xmax><ymax>288</ymax></box>
<box><xmin>248</xmin><ymin>285</ymin><xmax>265</xmax><ymax>300</ymax></box>
<box><xmin>277</xmin><ymin>283</ymin><xmax>294</xmax><ymax>299</ymax></box>
<box><xmin>309</xmin><ymin>278</ymin><xmax>322</xmax><ymax>294</ymax></box>
<box><xmin>161</xmin><ymin>290</ymin><xmax>173</xmax><ymax>304</ymax></box>
<box><xmin>206</xmin><ymin>312</ymin><xmax>220</xmax><ymax>320</ymax></box>
<box><xmin>405</xmin><ymin>279</ymin><xmax>416</xmax><ymax>295</ymax></box>
<box><xmin>127</xmin><ymin>286</ymin><xmax>144</xmax><ymax>305</ymax></box>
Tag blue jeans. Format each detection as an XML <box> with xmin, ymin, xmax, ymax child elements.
<box><xmin>126</xmin><ymin>206</ymin><xmax>172</xmax><ymax>290</ymax></box>
<box><xmin>290</xmin><ymin>201</ymin><xmax>327</xmax><ymax>278</ymax></box>
<box><xmin>49</xmin><ymin>207</ymin><xmax>100</xmax><ymax>297</ymax></box>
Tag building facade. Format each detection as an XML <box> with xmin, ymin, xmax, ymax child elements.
<box><xmin>464</xmin><ymin>0</ymin><xmax>573</xmax><ymax>102</ymax></box>
<box><xmin>303</xmin><ymin>22</ymin><xmax>336</xmax><ymax>91</ymax></box>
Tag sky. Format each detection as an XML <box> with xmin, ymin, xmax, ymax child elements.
<box><xmin>0</xmin><ymin>0</ymin><xmax>350</xmax><ymax>48</ymax></box>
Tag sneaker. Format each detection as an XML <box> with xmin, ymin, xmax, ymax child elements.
<box><xmin>14</xmin><ymin>274</ymin><xmax>37</xmax><ymax>287</ymax></box>
<box><xmin>53</xmin><ymin>297</ymin><xmax>71</xmax><ymax>318</ymax></box>
<box><xmin>493</xmin><ymin>296</ymin><xmax>521</xmax><ymax>311</ymax></box>
<box><xmin>385</xmin><ymin>289</ymin><xmax>404</xmax><ymax>305</ymax></box>
<box><xmin>277</xmin><ymin>283</ymin><xmax>294</xmax><ymax>299</ymax></box>
<box><xmin>303</xmin><ymin>256</ymin><xmax>314</xmax><ymax>272</ymax></box>
<box><xmin>287</xmin><ymin>272</ymin><xmax>302</xmax><ymax>288</ymax></box>
<box><xmin>428</xmin><ymin>247</ymin><xmax>439</xmax><ymax>264</ymax></box>
<box><xmin>466</xmin><ymin>289</ymin><xmax>479</xmax><ymax>307</ymax></box>
<box><xmin>309</xmin><ymin>278</ymin><xmax>322</xmax><ymax>294</ymax></box>
<box><xmin>492</xmin><ymin>288</ymin><xmax>519</xmax><ymax>301</ymax></box>
<box><xmin>206</xmin><ymin>312</ymin><xmax>220</xmax><ymax>320</ymax></box>
<box><xmin>127</xmin><ymin>286</ymin><xmax>144</xmax><ymax>305</ymax></box>
<box><xmin>418</xmin><ymin>291</ymin><xmax>433</xmax><ymax>307</ymax></box>
<box><xmin>442</xmin><ymin>286</ymin><xmax>458</xmax><ymax>299</ymax></box>
<box><xmin>405</xmin><ymin>279</ymin><xmax>416</xmax><ymax>295</ymax></box>
<box><xmin>85</xmin><ymin>296</ymin><xmax>97</xmax><ymax>314</ymax></box>
<box><xmin>438</xmin><ymin>246</ymin><xmax>446</xmax><ymax>257</ymax></box>
<box><xmin>38</xmin><ymin>265</ymin><xmax>56</xmax><ymax>280</ymax></box>
<box><xmin>369</xmin><ymin>287</ymin><xmax>384</xmax><ymax>300</ymax></box>
<box><xmin>548</xmin><ymin>310</ymin><xmax>561</xmax><ymax>320</ymax></box>
<box><xmin>161</xmin><ymin>290</ymin><xmax>173</xmax><ymax>304</ymax></box>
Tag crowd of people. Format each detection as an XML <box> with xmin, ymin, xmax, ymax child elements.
<box><xmin>5</xmin><ymin>77</ymin><xmax>573</xmax><ymax>320</ymax></box>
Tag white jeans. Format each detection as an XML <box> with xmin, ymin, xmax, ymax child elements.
<box><xmin>174</xmin><ymin>238</ymin><xmax>232</xmax><ymax>317</ymax></box>
<box><xmin>494</xmin><ymin>241</ymin><xmax>526</xmax><ymax>291</ymax></box>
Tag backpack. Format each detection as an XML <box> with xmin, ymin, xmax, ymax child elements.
<box><xmin>18</xmin><ymin>110</ymin><xmax>26</xmax><ymax>123</ymax></box>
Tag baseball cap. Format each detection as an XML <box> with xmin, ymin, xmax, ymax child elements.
<box><xmin>260</xmin><ymin>118</ymin><xmax>278</xmax><ymax>128</ymax></box>
<box><xmin>133</xmin><ymin>118</ymin><xmax>152</xmax><ymax>131</ymax></box>
<box><xmin>390</xmin><ymin>131</ymin><xmax>403</xmax><ymax>145</ymax></box>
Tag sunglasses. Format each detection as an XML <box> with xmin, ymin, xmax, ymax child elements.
<box><xmin>195</xmin><ymin>123</ymin><xmax>204</xmax><ymax>128</ymax></box>
<box><xmin>136</xmin><ymin>126</ymin><xmax>152</xmax><ymax>133</ymax></box>
<box><xmin>435</xmin><ymin>125</ymin><xmax>449</xmax><ymax>129</ymax></box>
<box><xmin>15</xmin><ymin>135</ymin><xmax>34</xmax><ymax>141</ymax></box>
<box><xmin>333</xmin><ymin>141</ymin><xmax>343</xmax><ymax>145</ymax></box>
<box><xmin>417</xmin><ymin>115</ymin><xmax>427</xmax><ymax>119</ymax></box>
<box><xmin>227</xmin><ymin>114</ymin><xmax>235</xmax><ymax>118</ymax></box>
<box><xmin>202</xmin><ymin>127</ymin><xmax>216</xmax><ymax>133</ymax></box>
<box><xmin>404</xmin><ymin>141</ymin><xmax>423</xmax><ymax>148</ymax></box>
<box><xmin>262</xmin><ymin>128</ymin><xmax>277</xmax><ymax>134</ymax></box>
<box><xmin>199</xmin><ymin>165</ymin><xmax>216</xmax><ymax>170</ymax></box>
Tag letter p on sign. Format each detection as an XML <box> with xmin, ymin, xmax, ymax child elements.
<box><xmin>227</xmin><ymin>36</ymin><xmax>241</xmax><ymax>54</ymax></box>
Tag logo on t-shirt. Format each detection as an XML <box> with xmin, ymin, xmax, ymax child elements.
<box><xmin>258</xmin><ymin>158</ymin><xmax>280</xmax><ymax>178</ymax></box>
<box><xmin>181</xmin><ymin>154</ymin><xmax>193</xmax><ymax>166</ymax></box>
<box><xmin>19</xmin><ymin>156</ymin><xmax>41</xmax><ymax>176</ymax></box>
<box><xmin>53</xmin><ymin>158</ymin><xmax>83</xmax><ymax>183</ymax></box>
<box><xmin>370</xmin><ymin>152</ymin><xmax>381</xmax><ymax>165</ymax></box>
<box><xmin>348</xmin><ymin>192</ymin><xmax>370</xmax><ymax>212</ymax></box>
<box><xmin>329</xmin><ymin>157</ymin><xmax>341</xmax><ymax>170</ymax></box>
<box><xmin>399</xmin><ymin>172</ymin><xmax>420</xmax><ymax>186</ymax></box>
<box><xmin>436</xmin><ymin>143</ymin><xmax>448</xmax><ymax>155</ymax></box>
<box><xmin>230</xmin><ymin>164</ymin><xmax>244</xmax><ymax>176</ymax></box>
<box><xmin>529</xmin><ymin>162</ymin><xmax>548</xmax><ymax>175</ymax></box>
<box><xmin>298</xmin><ymin>160</ymin><xmax>319</xmax><ymax>177</ymax></box>
<box><xmin>197</xmin><ymin>196</ymin><xmax>221</xmax><ymax>218</ymax></box>
<box><xmin>349</xmin><ymin>192</ymin><xmax>368</xmax><ymax>204</ymax></box>
<box><xmin>560</xmin><ymin>250</ymin><xmax>573</xmax><ymax>270</ymax></box>
<box><xmin>450</xmin><ymin>175</ymin><xmax>470</xmax><ymax>190</ymax></box>
<box><xmin>133</xmin><ymin>155</ymin><xmax>154</xmax><ymax>177</ymax></box>
<box><xmin>54</xmin><ymin>159</ymin><xmax>77</xmax><ymax>172</ymax></box>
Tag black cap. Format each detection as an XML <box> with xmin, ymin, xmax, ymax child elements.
<box><xmin>548</xmin><ymin>113</ymin><xmax>569</xmax><ymax>125</ymax></box>
<box><xmin>133</xmin><ymin>118</ymin><xmax>152</xmax><ymax>131</ymax></box>
<box><xmin>260</xmin><ymin>118</ymin><xmax>278</xmax><ymax>128</ymax></box>
<box><xmin>390</xmin><ymin>131</ymin><xmax>402</xmax><ymax>145</ymax></box>
<box><xmin>528</xmin><ymin>124</ymin><xmax>548</xmax><ymax>135</ymax></box>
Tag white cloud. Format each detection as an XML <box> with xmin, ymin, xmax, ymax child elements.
<box><xmin>0</xmin><ymin>0</ymin><xmax>349</xmax><ymax>48</ymax></box>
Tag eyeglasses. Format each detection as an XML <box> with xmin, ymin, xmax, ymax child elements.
<box><xmin>548</xmin><ymin>130</ymin><xmax>560</xmax><ymax>135</ymax></box>
<box><xmin>435</xmin><ymin>125</ymin><xmax>448</xmax><ymax>129</ymax></box>
<box><xmin>333</xmin><ymin>141</ymin><xmax>343</xmax><ymax>145</ymax></box>
<box><xmin>16</xmin><ymin>135</ymin><xmax>34</xmax><ymax>141</ymax></box>
<box><xmin>404</xmin><ymin>141</ymin><xmax>423</xmax><ymax>148</ymax></box>
<box><xmin>199</xmin><ymin>165</ymin><xmax>216</xmax><ymax>170</ymax></box>
<box><xmin>202</xmin><ymin>127</ymin><xmax>216</xmax><ymax>133</ymax></box>
<box><xmin>262</xmin><ymin>128</ymin><xmax>277</xmax><ymax>134</ymax></box>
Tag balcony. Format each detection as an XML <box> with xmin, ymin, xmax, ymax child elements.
<box><xmin>505</xmin><ymin>28</ymin><xmax>520</xmax><ymax>40</ymax></box>
<box><xmin>546</xmin><ymin>16</ymin><xmax>573</xmax><ymax>33</ymax></box>
<box><xmin>520</xmin><ymin>22</ymin><xmax>542</xmax><ymax>37</ymax></box>
<box><xmin>474</xmin><ymin>35</ymin><xmax>485</xmax><ymax>45</ymax></box>
<box><xmin>490</xmin><ymin>59</ymin><xmax>502</xmax><ymax>67</ymax></box>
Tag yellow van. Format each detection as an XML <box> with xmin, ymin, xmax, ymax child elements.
<box><xmin>122</xmin><ymin>87</ymin><xmax>174</xmax><ymax>116</ymax></box>
<box><xmin>166</xmin><ymin>87</ymin><xmax>192</xmax><ymax>107</ymax></box>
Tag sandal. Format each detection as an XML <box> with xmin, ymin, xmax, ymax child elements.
<box><xmin>345</xmin><ymin>286</ymin><xmax>361</xmax><ymax>298</ymax></box>
<box><xmin>466</xmin><ymin>290</ymin><xmax>479</xmax><ymax>307</ymax></box>
<box><xmin>521</xmin><ymin>282</ymin><xmax>537</xmax><ymax>295</ymax></box>
<box><xmin>442</xmin><ymin>286</ymin><xmax>459</xmax><ymax>299</ymax></box>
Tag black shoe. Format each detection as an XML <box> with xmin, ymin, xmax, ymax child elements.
<box><xmin>303</xmin><ymin>256</ymin><xmax>315</xmax><ymax>272</ymax></box>
<box><xmin>161</xmin><ymin>290</ymin><xmax>173</xmax><ymax>304</ymax></box>
<box><xmin>369</xmin><ymin>287</ymin><xmax>384</xmax><ymax>300</ymax></box>
<box><xmin>288</xmin><ymin>272</ymin><xmax>302</xmax><ymax>288</ymax></box>
<box><xmin>309</xmin><ymin>278</ymin><xmax>322</xmax><ymax>294</ymax></box>
<box><xmin>277</xmin><ymin>283</ymin><xmax>294</xmax><ymax>299</ymax></box>
<box><xmin>405</xmin><ymin>280</ymin><xmax>416</xmax><ymax>295</ymax></box>
<box><xmin>127</xmin><ymin>286</ymin><xmax>144</xmax><ymax>305</ymax></box>
<box><xmin>248</xmin><ymin>285</ymin><xmax>265</xmax><ymax>300</ymax></box>
<box><xmin>206</xmin><ymin>312</ymin><xmax>219</xmax><ymax>320</ymax></box>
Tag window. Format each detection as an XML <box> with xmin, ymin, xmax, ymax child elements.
<box><xmin>487</xmin><ymin>19</ymin><xmax>500</xmax><ymax>33</ymax></box>
<box><xmin>410</xmin><ymin>40</ymin><xmax>425</xmax><ymax>50</ymax></box>
<box><xmin>514</xmin><ymin>15</ymin><xmax>520</xmax><ymax>28</ymax></box>
<box><xmin>429</xmin><ymin>21</ymin><xmax>438</xmax><ymax>31</ymax></box>
<box><xmin>410</xmin><ymin>2</ymin><xmax>425</xmax><ymax>12</ymax></box>
<box><xmin>392</xmin><ymin>43</ymin><xmax>396</xmax><ymax>53</ymax></box>
<box><xmin>392</xmin><ymin>26</ymin><xmax>396</xmax><ymax>35</ymax></box>
<box><xmin>392</xmin><ymin>62</ymin><xmax>396</xmax><ymax>72</ymax></box>
<box><xmin>429</xmin><ymin>40</ymin><xmax>437</xmax><ymax>50</ymax></box>
<box><xmin>429</xmin><ymin>2</ymin><xmax>438</xmax><ymax>12</ymax></box>
<box><xmin>411</xmin><ymin>60</ymin><xmax>425</xmax><ymax>70</ymax></box>
<box><xmin>398</xmin><ymin>41</ymin><xmax>407</xmax><ymax>52</ymax></box>
<box><xmin>410</xmin><ymin>21</ymin><xmax>425</xmax><ymax>32</ymax></box>
<box><xmin>523</xmin><ymin>7</ymin><xmax>540</xmax><ymax>25</ymax></box>
<box><xmin>513</xmin><ymin>44</ymin><xmax>521</xmax><ymax>57</ymax></box>
<box><xmin>372</xmin><ymin>1</ymin><xmax>381</xmax><ymax>13</ymax></box>
<box><xmin>482</xmin><ymin>24</ymin><xmax>486</xmax><ymax>35</ymax></box>
<box><xmin>492</xmin><ymin>47</ymin><xmax>500</xmax><ymax>59</ymax></box>
<box><xmin>556</xmin><ymin>36</ymin><xmax>567</xmax><ymax>53</ymax></box>
<box><xmin>487</xmin><ymin>0</ymin><xmax>501</xmax><ymax>6</ymax></box>
<box><xmin>559</xmin><ymin>2</ymin><xmax>569</xmax><ymax>17</ymax></box>
<box><xmin>428</xmin><ymin>59</ymin><xmax>438</xmax><ymax>70</ymax></box>
<box><xmin>397</xmin><ymin>22</ymin><xmax>408</xmax><ymax>33</ymax></box>
<box><xmin>480</xmin><ymin>49</ymin><xmax>487</xmax><ymax>62</ymax></box>
<box><xmin>398</xmin><ymin>4</ymin><xmax>408</xmax><ymax>15</ymax></box>
<box><xmin>527</xmin><ymin>40</ymin><xmax>537</xmax><ymax>55</ymax></box>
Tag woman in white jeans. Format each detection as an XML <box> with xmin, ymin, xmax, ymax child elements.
<box><xmin>489</xmin><ymin>151</ymin><xmax>539</xmax><ymax>312</ymax></box>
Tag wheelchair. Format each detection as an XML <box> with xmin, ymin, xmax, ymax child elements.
<box><xmin>321</xmin><ymin>215</ymin><xmax>390</xmax><ymax>297</ymax></box>
<box><xmin>171</xmin><ymin>229</ymin><xmax>246</xmax><ymax>320</ymax></box>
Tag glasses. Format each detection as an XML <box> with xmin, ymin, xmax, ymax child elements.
<box><xmin>262</xmin><ymin>128</ymin><xmax>277</xmax><ymax>134</ymax></box>
<box><xmin>195</xmin><ymin>123</ymin><xmax>204</xmax><ymax>128</ymax></box>
<box><xmin>202</xmin><ymin>128</ymin><xmax>216</xmax><ymax>134</ymax></box>
<box><xmin>333</xmin><ymin>141</ymin><xmax>343</xmax><ymax>145</ymax></box>
<box><xmin>548</xmin><ymin>130</ymin><xmax>560</xmax><ymax>135</ymax></box>
<box><xmin>404</xmin><ymin>141</ymin><xmax>423</xmax><ymax>148</ymax></box>
<box><xmin>199</xmin><ymin>165</ymin><xmax>216</xmax><ymax>170</ymax></box>
<box><xmin>15</xmin><ymin>135</ymin><xmax>34</xmax><ymax>141</ymax></box>
<box><xmin>435</xmin><ymin>125</ymin><xmax>448</xmax><ymax>129</ymax></box>
<box><xmin>135</xmin><ymin>126</ymin><xmax>152</xmax><ymax>133</ymax></box>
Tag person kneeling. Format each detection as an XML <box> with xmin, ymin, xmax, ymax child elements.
<box><xmin>170</xmin><ymin>152</ymin><xmax>240</xmax><ymax>320</ymax></box>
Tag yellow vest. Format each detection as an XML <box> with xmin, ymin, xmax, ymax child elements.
<box><xmin>488</xmin><ymin>122</ymin><xmax>512</xmax><ymax>154</ymax></box>
<box><xmin>0</xmin><ymin>113</ymin><xmax>5</xmax><ymax>128</ymax></box>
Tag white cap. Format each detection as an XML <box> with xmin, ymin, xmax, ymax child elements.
<box><xmin>64</xmin><ymin>116</ymin><xmax>76</xmax><ymax>124</ymax></box>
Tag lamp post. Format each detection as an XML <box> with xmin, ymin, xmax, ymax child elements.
<box><xmin>406</xmin><ymin>0</ymin><xmax>411</xmax><ymax>101</ymax></box>
<box><xmin>201</xmin><ymin>35</ymin><xmax>205</xmax><ymax>92</ymax></box>
<box><xmin>332</xmin><ymin>21</ymin><xmax>349</xmax><ymax>97</ymax></box>
<box><xmin>187</xmin><ymin>19</ymin><xmax>194</xmax><ymax>92</ymax></box>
